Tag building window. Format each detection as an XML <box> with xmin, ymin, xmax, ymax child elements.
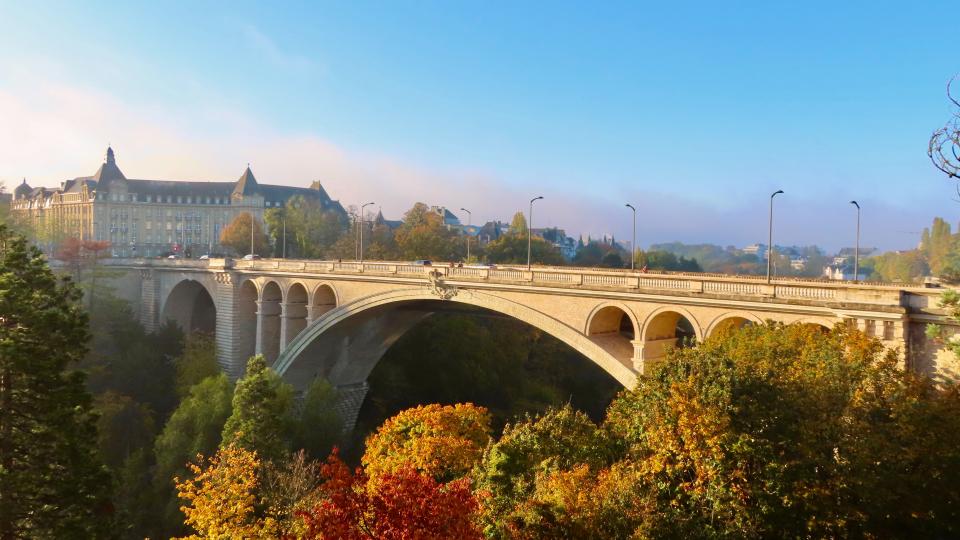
<box><xmin>145</xmin><ymin>195</ymin><xmax>152</xmax><ymax>203</ymax></box>
<box><xmin>186</xmin><ymin>196</ymin><xmax>192</xmax><ymax>204</ymax></box>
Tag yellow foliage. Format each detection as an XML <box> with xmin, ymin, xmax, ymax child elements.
<box><xmin>175</xmin><ymin>445</ymin><xmax>278</xmax><ymax>539</ymax></box>
<box><xmin>362</xmin><ymin>403</ymin><xmax>491</xmax><ymax>486</ymax></box>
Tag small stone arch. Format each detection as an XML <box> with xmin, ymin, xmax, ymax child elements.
<box><xmin>585</xmin><ymin>303</ymin><xmax>639</xmax><ymax>365</ymax></box>
<box><xmin>283</xmin><ymin>282</ymin><xmax>310</xmax><ymax>349</ymax></box>
<box><xmin>705</xmin><ymin>312</ymin><xmax>764</xmax><ymax>339</ymax></box>
<box><xmin>312</xmin><ymin>283</ymin><xmax>338</xmax><ymax>319</ymax></box>
<box><xmin>259</xmin><ymin>281</ymin><xmax>283</xmax><ymax>364</ymax></box>
<box><xmin>237</xmin><ymin>279</ymin><xmax>259</xmax><ymax>370</ymax></box>
<box><xmin>640</xmin><ymin>306</ymin><xmax>703</xmax><ymax>365</ymax></box>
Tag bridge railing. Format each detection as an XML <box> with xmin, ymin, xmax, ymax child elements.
<box><xmin>102</xmin><ymin>257</ymin><xmax>940</xmax><ymax>306</ymax></box>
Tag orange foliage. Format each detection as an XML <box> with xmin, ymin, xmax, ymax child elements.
<box><xmin>301</xmin><ymin>451</ymin><xmax>482</xmax><ymax>539</ymax></box>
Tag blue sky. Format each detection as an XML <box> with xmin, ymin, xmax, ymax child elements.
<box><xmin>0</xmin><ymin>1</ymin><xmax>956</xmax><ymax>251</ymax></box>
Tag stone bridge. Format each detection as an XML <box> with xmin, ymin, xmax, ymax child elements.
<box><xmin>103</xmin><ymin>258</ymin><xmax>956</xmax><ymax>430</ymax></box>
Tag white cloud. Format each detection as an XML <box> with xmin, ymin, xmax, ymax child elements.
<box><xmin>239</xmin><ymin>23</ymin><xmax>316</xmax><ymax>73</ymax></box>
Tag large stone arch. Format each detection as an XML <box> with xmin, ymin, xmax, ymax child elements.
<box><xmin>639</xmin><ymin>306</ymin><xmax>703</xmax><ymax>365</ymax></box>
<box><xmin>274</xmin><ymin>287</ymin><xmax>637</xmax><ymax>432</ymax></box>
<box><xmin>160</xmin><ymin>279</ymin><xmax>217</xmax><ymax>335</ymax></box>
<box><xmin>276</xmin><ymin>287</ymin><xmax>637</xmax><ymax>389</ymax></box>
<box><xmin>705</xmin><ymin>311</ymin><xmax>764</xmax><ymax>338</ymax></box>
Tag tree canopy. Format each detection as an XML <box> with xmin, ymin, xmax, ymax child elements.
<box><xmin>0</xmin><ymin>225</ymin><xmax>112</xmax><ymax>538</ymax></box>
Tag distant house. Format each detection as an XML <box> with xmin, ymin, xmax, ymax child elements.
<box><xmin>373</xmin><ymin>209</ymin><xmax>403</xmax><ymax>230</ymax></box>
<box><xmin>823</xmin><ymin>263</ymin><xmax>865</xmax><ymax>281</ymax></box>
<box><xmin>429</xmin><ymin>206</ymin><xmax>461</xmax><ymax>228</ymax></box>
<box><xmin>477</xmin><ymin>221</ymin><xmax>507</xmax><ymax>244</ymax></box>
<box><xmin>742</xmin><ymin>243</ymin><xmax>768</xmax><ymax>260</ymax></box>
<box><xmin>790</xmin><ymin>257</ymin><xmax>807</xmax><ymax>271</ymax></box>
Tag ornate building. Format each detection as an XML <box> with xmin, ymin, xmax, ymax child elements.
<box><xmin>11</xmin><ymin>147</ymin><xmax>346</xmax><ymax>257</ymax></box>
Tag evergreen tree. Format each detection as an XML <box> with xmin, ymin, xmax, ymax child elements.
<box><xmin>221</xmin><ymin>355</ymin><xmax>294</xmax><ymax>462</ymax></box>
<box><xmin>0</xmin><ymin>225</ymin><xmax>112</xmax><ymax>538</ymax></box>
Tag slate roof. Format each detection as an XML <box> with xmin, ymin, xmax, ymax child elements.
<box><xmin>20</xmin><ymin>148</ymin><xmax>348</xmax><ymax>216</ymax></box>
<box><xmin>13</xmin><ymin>178</ymin><xmax>31</xmax><ymax>199</ymax></box>
<box><xmin>232</xmin><ymin>166</ymin><xmax>259</xmax><ymax>197</ymax></box>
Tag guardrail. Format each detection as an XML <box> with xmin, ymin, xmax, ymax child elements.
<box><xmin>101</xmin><ymin>257</ymin><xmax>940</xmax><ymax>306</ymax></box>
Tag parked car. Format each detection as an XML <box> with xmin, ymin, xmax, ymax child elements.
<box><xmin>243</xmin><ymin>253</ymin><xmax>262</xmax><ymax>260</ymax></box>
<box><xmin>198</xmin><ymin>254</ymin><xmax>210</xmax><ymax>260</ymax></box>
<box><xmin>412</xmin><ymin>259</ymin><xmax>432</xmax><ymax>266</ymax></box>
<box><xmin>166</xmin><ymin>254</ymin><xmax>178</xmax><ymax>259</ymax></box>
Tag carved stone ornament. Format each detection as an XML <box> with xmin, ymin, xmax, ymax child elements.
<box><xmin>426</xmin><ymin>269</ymin><xmax>458</xmax><ymax>300</ymax></box>
<box><xmin>215</xmin><ymin>272</ymin><xmax>233</xmax><ymax>285</ymax></box>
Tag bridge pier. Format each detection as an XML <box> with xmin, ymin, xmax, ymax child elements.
<box><xmin>333</xmin><ymin>381</ymin><xmax>370</xmax><ymax>434</ymax></box>
<box><xmin>256</xmin><ymin>300</ymin><xmax>282</xmax><ymax>363</ymax></box>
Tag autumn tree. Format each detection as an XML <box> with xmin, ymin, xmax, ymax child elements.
<box><xmin>220</xmin><ymin>212</ymin><xmax>268</xmax><ymax>256</ymax></box>
<box><xmin>603</xmin><ymin>322</ymin><xmax>960</xmax><ymax>538</ymax></box>
<box><xmin>301</xmin><ymin>452</ymin><xmax>482</xmax><ymax>540</ymax></box>
<box><xmin>0</xmin><ymin>225</ymin><xmax>112</xmax><ymax>538</ymax></box>
<box><xmin>175</xmin><ymin>445</ymin><xmax>272</xmax><ymax>539</ymax></box>
<box><xmin>362</xmin><ymin>403</ymin><xmax>491</xmax><ymax>485</ymax></box>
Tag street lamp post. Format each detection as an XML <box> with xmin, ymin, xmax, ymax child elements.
<box><xmin>460</xmin><ymin>208</ymin><xmax>472</xmax><ymax>261</ymax></box>
<box><xmin>767</xmin><ymin>190</ymin><xmax>784</xmax><ymax>283</ymax></box>
<box><xmin>850</xmin><ymin>200</ymin><xmax>860</xmax><ymax>281</ymax></box>
<box><xmin>527</xmin><ymin>196</ymin><xmax>544</xmax><ymax>270</ymax></box>
<box><xmin>625</xmin><ymin>203</ymin><xmax>636</xmax><ymax>270</ymax></box>
<box><xmin>249</xmin><ymin>212</ymin><xmax>254</xmax><ymax>256</ymax></box>
<box><xmin>282</xmin><ymin>216</ymin><xmax>287</xmax><ymax>259</ymax></box>
<box><xmin>359</xmin><ymin>202</ymin><xmax>375</xmax><ymax>264</ymax></box>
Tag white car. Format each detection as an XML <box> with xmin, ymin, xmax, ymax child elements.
<box><xmin>198</xmin><ymin>254</ymin><xmax>209</xmax><ymax>260</ymax></box>
<box><xmin>243</xmin><ymin>254</ymin><xmax>262</xmax><ymax>260</ymax></box>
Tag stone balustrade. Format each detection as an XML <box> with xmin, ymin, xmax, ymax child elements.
<box><xmin>103</xmin><ymin>257</ymin><xmax>941</xmax><ymax>307</ymax></box>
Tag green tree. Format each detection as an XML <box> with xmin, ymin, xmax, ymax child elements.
<box><xmin>0</xmin><ymin>225</ymin><xmax>112</xmax><ymax>538</ymax></box>
<box><xmin>221</xmin><ymin>355</ymin><xmax>294</xmax><ymax>462</ymax></box>
<box><xmin>175</xmin><ymin>332</ymin><xmax>219</xmax><ymax>397</ymax></box>
<box><xmin>264</xmin><ymin>195</ymin><xmax>346</xmax><ymax>258</ymax></box>
<box><xmin>485</xmin><ymin>233</ymin><xmax>565</xmax><ymax>265</ymax></box>
<box><xmin>870</xmin><ymin>250</ymin><xmax>929</xmax><ymax>282</ymax></box>
<box><xmin>154</xmin><ymin>373</ymin><xmax>234</xmax><ymax>535</ymax></box>
<box><xmin>636</xmin><ymin>249</ymin><xmax>703</xmax><ymax>272</ymax></box>
<box><xmin>394</xmin><ymin>202</ymin><xmax>464</xmax><ymax>261</ymax></box>
<box><xmin>290</xmin><ymin>378</ymin><xmax>342</xmax><ymax>461</ymax></box>
<box><xmin>473</xmin><ymin>405</ymin><xmax>610</xmax><ymax>537</ymax></box>
<box><xmin>94</xmin><ymin>391</ymin><xmax>157</xmax><ymax>471</ymax></box>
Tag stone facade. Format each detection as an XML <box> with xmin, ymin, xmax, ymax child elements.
<box><xmin>11</xmin><ymin>147</ymin><xmax>346</xmax><ymax>257</ymax></box>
